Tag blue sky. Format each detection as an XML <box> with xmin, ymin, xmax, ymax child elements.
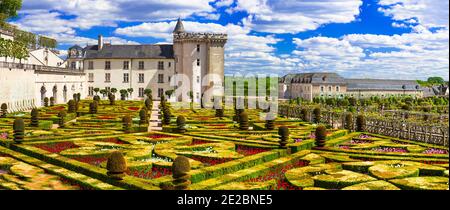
<box><xmin>9</xmin><ymin>0</ymin><xmax>449</xmax><ymax>80</ymax></box>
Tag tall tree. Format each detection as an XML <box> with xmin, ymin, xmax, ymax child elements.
<box><xmin>0</xmin><ymin>0</ymin><xmax>22</xmax><ymax>23</ymax></box>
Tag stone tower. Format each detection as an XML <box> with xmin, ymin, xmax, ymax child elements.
<box><xmin>173</xmin><ymin>18</ymin><xmax>228</xmax><ymax>104</ymax></box>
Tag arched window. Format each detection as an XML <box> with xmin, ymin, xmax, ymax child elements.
<box><xmin>40</xmin><ymin>86</ymin><xmax>46</xmax><ymax>106</ymax></box>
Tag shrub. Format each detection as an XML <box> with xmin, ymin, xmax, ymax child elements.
<box><xmin>93</xmin><ymin>95</ymin><xmax>100</xmax><ymax>102</ymax></box>
<box><xmin>401</xmin><ymin>104</ymin><xmax>411</xmax><ymax>111</ymax></box>
<box><xmin>172</xmin><ymin>156</ymin><xmax>191</xmax><ymax>190</ymax></box>
<box><xmin>68</xmin><ymin>100</ymin><xmax>76</xmax><ymax>113</ymax></box>
<box><xmin>144</xmin><ymin>98</ymin><xmax>152</xmax><ymax>110</ymax></box>
<box><xmin>265</xmin><ymin>112</ymin><xmax>275</xmax><ymax>130</ymax></box>
<box><xmin>44</xmin><ymin>97</ymin><xmax>49</xmax><ymax>107</ymax></box>
<box><xmin>356</xmin><ymin>114</ymin><xmax>365</xmax><ymax>132</ymax></box>
<box><xmin>30</xmin><ymin>108</ymin><xmax>39</xmax><ymax>127</ymax></box>
<box><xmin>106</xmin><ymin>151</ymin><xmax>127</xmax><ymax>180</ymax></box>
<box><xmin>300</xmin><ymin>108</ymin><xmax>308</xmax><ymax>122</ymax></box>
<box><xmin>176</xmin><ymin>116</ymin><xmax>186</xmax><ymax>133</ymax></box>
<box><xmin>13</xmin><ymin>118</ymin><xmax>25</xmax><ymax>143</ymax></box>
<box><xmin>344</xmin><ymin>112</ymin><xmax>353</xmax><ymax>131</ymax></box>
<box><xmin>76</xmin><ymin>93</ymin><xmax>81</xmax><ymax>102</ymax></box>
<box><xmin>162</xmin><ymin>105</ymin><xmax>171</xmax><ymax>125</ymax></box>
<box><xmin>139</xmin><ymin>109</ymin><xmax>148</xmax><ymax>126</ymax></box>
<box><xmin>313</xmin><ymin>107</ymin><xmax>321</xmax><ymax>123</ymax></box>
<box><xmin>58</xmin><ymin>111</ymin><xmax>66</xmax><ymax>128</ymax></box>
<box><xmin>234</xmin><ymin>109</ymin><xmax>243</xmax><ymax>122</ymax></box>
<box><xmin>349</xmin><ymin>97</ymin><xmax>357</xmax><ymax>106</ymax></box>
<box><xmin>89</xmin><ymin>102</ymin><xmax>98</xmax><ymax>114</ymax></box>
<box><xmin>108</xmin><ymin>93</ymin><xmax>115</xmax><ymax>105</ymax></box>
<box><xmin>315</xmin><ymin>125</ymin><xmax>327</xmax><ymax>147</ymax></box>
<box><xmin>49</xmin><ymin>97</ymin><xmax>55</xmax><ymax>106</ymax></box>
<box><xmin>1</xmin><ymin>103</ymin><xmax>7</xmax><ymax>117</ymax></box>
<box><xmin>122</xmin><ymin>115</ymin><xmax>132</xmax><ymax>133</ymax></box>
<box><xmin>239</xmin><ymin>111</ymin><xmax>249</xmax><ymax>130</ymax></box>
<box><xmin>278</xmin><ymin>126</ymin><xmax>289</xmax><ymax>149</ymax></box>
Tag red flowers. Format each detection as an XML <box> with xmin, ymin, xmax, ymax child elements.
<box><xmin>101</xmin><ymin>138</ymin><xmax>127</xmax><ymax>144</ymax></box>
<box><xmin>128</xmin><ymin>107</ymin><xmax>140</xmax><ymax>111</ymax></box>
<box><xmin>34</xmin><ymin>142</ymin><xmax>79</xmax><ymax>153</ymax></box>
<box><xmin>236</xmin><ymin>145</ymin><xmax>270</xmax><ymax>156</ymax></box>
<box><xmin>148</xmin><ymin>134</ymin><xmax>177</xmax><ymax>139</ymax></box>
<box><xmin>73</xmin><ymin>156</ymin><xmax>108</xmax><ymax>166</ymax></box>
<box><xmin>127</xmin><ymin>167</ymin><xmax>172</xmax><ymax>179</ymax></box>
<box><xmin>189</xmin><ymin>139</ymin><xmax>213</xmax><ymax>146</ymax></box>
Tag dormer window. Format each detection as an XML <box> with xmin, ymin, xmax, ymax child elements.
<box><xmin>322</xmin><ymin>76</ymin><xmax>327</xmax><ymax>81</ymax></box>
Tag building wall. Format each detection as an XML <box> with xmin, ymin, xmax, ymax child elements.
<box><xmin>0</xmin><ymin>66</ymin><xmax>85</xmax><ymax>111</ymax></box>
<box><xmin>84</xmin><ymin>58</ymin><xmax>175</xmax><ymax>100</ymax></box>
<box><xmin>345</xmin><ymin>90</ymin><xmax>423</xmax><ymax>98</ymax></box>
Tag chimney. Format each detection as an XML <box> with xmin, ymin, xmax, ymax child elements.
<box><xmin>98</xmin><ymin>35</ymin><xmax>103</xmax><ymax>51</ymax></box>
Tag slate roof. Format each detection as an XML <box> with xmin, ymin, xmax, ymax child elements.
<box><xmin>346</xmin><ymin>79</ymin><xmax>420</xmax><ymax>91</ymax></box>
<box><xmin>173</xmin><ymin>18</ymin><xmax>186</xmax><ymax>34</ymax></box>
<box><xmin>69</xmin><ymin>45</ymin><xmax>83</xmax><ymax>51</ymax></box>
<box><xmin>279</xmin><ymin>73</ymin><xmax>346</xmax><ymax>84</ymax></box>
<box><xmin>82</xmin><ymin>44</ymin><xmax>174</xmax><ymax>59</ymax></box>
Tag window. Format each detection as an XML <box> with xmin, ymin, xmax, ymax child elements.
<box><xmin>197</xmin><ymin>76</ymin><xmax>200</xmax><ymax>83</ymax></box>
<box><xmin>168</xmin><ymin>62</ymin><xmax>171</xmax><ymax>68</ymax></box>
<box><xmin>88</xmin><ymin>87</ymin><xmax>94</xmax><ymax>96</ymax></box>
<box><xmin>168</xmin><ymin>76</ymin><xmax>171</xmax><ymax>83</ymax></box>
<box><xmin>158</xmin><ymin>88</ymin><xmax>164</xmax><ymax>98</ymax></box>
<box><xmin>197</xmin><ymin>44</ymin><xmax>200</xmax><ymax>52</ymax></box>
<box><xmin>336</xmin><ymin>86</ymin><xmax>340</xmax><ymax>92</ymax></box>
<box><xmin>105</xmin><ymin>87</ymin><xmax>111</xmax><ymax>92</ymax></box>
<box><xmin>197</xmin><ymin>59</ymin><xmax>200</xmax><ymax>66</ymax></box>
<box><xmin>320</xmin><ymin>86</ymin><xmax>324</xmax><ymax>92</ymax></box>
<box><xmin>71</xmin><ymin>62</ymin><xmax>76</xmax><ymax>69</ymax></box>
<box><xmin>138</xmin><ymin>73</ymin><xmax>144</xmax><ymax>83</ymax></box>
<box><xmin>196</xmin><ymin>92</ymin><xmax>199</xmax><ymax>99</ymax></box>
<box><xmin>158</xmin><ymin>61</ymin><xmax>164</xmax><ymax>70</ymax></box>
<box><xmin>88</xmin><ymin>73</ymin><xmax>94</xmax><ymax>82</ymax></box>
<box><xmin>139</xmin><ymin>88</ymin><xmax>145</xmax><ymax>97</ymax></box>
<box><xmin>105</xmin><ymin>73</ymin><xmax>111</xmax><ymax>82</ymax></box>
<box><xmin>328</xmin><ymin>86</ymin><xmax>332</xmax><ymax>92</ymax></box>
<box><xmin>138</xmin><ymin>61</ymin><xmax>144</xmax><ymax>70</ymax></box>
<box><xmin>88</xmin><ymin>61</ymin><xmax>94</xmax><ymax>70</ymax></box>
<box><xmin>105</xmin><ymin>61</ymin><xmax>111</xmax><ymax>70</ymax></box>
<box><xmin>123</xmin><ymin>61</ymin><xmax>129</xmax><ymax>70</ymax></box>
<box><xmin>158</xmin><ymin>74</ymin><xmax>164</xmax><ymax>83</ymax></box>
<box><xmin>123</xmin><ymin>73</ymin><xmax>129</xmax><ymax>83</ymax></box>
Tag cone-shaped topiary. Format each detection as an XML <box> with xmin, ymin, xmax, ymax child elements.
<box><xmin>315</xmin><ymin>125</ymin><xmax>327</xmax><ymax>147</ymax></box>
<box><xmin>344</xmin><ymin>112</ymin><xmax>353</xmax><ymax>131</ymax></box>
<box><xmin>13</xmin><ymin>118</ymin><xmax>25</xmax><ymax>143</ymax></box>
<box><xmin>89</xmin><ymin>101</ymin><xmax>98</xmax><ymax>114</ymax></box>
<box><xmin>234</xmin><ymin>109</ymin><xmax>243</xmax><ymax>122</ymax></box>
<box><xmin>239</xmin><ymin>111</ymin><xmax>249</xmax><ymax>130</ymax></box>
<box><xmin>93</xmin><ymin>95</ymin><xmax>100</xmax><ymax>102</ymax></box>
<box><xmin>44</xmin><ymin>97</ymin><xmax>49</xmax><ymax>107</ymax></box>
<box><xmin>144</xmin><ymin>98</ymin><xmax>152</xmax><ymax>110</ymax></box>
<box><xmin>122</xmin><ymin>115</ymin><xmax>132</xmax><ymax>133</ymax></box>
<box><xmin>73</xmin><ymin>93</ymin><xmax>77</xmax><ymax>101</ymax></box>
<box><xmin>172</xmin><ymin>156</ymin><xmax>191</xmax><ymax>190</ymax></box>
<box><xmin>313</xmin><ymin>107</ymin><xmax>321</xmax><ymax>123</ymax></box>
<box><xmin>1</xmin><ymin>103</ymin><xmax>7</xmax><ymax>117</ymax></box>
<box><xmin>356</xmin><ymin>114</ymin><xmax>365</xmax><ymax>132</ymax></box>
<box><xmin>215</xmin><ymin>108</ymin><xmax>224</xmax><ymax>118</ymax></box>
<box><xmin>49</xmin><ymin>97</ymin><xmax>55</xmax><ymax>106</ymax></box>
<box><xmin>76</xmin><ymin>93</ymin><xmax>81</xmax><ymax>102</ymax></box>
<box><xmin>162</xmin><ymin>105</ymin><xmax>171</xmax><ymax>125</ymax></box>
<box><xmin>176</xmin><ymin>116</ymin><xmax>186</xmax><ymax>133</ymax></box>
<box><xmin>278</xmin><ymin>126</ymin><xmax>289</xmax><ymax>149</ymax></box>
<box><xmin>58</xmin><ymin>111</ymin><xmax>66</xmax><ymax>128</ymax></box>
<box><xmin>139</xmin><ymin>108</ymin><xmax>148</xmax><ymax>126</ymax></box>
<box><xmin>108</xmin><ymin>93</ymin><xmax>115</xmax><ymax>105</ymax></box>
<box><xmin>265</xmin><ymin>112</ymin><xmax>275</xmax><ymax>130</ymax></box>
<box><xmin>68</xmin><ymin>100</ymin><xmax>76</xmax><ymax>113</ymax></box>
<box><xmin>300</xmin><ymin>108</ymin><xmax>308</xmax><ymax>122</ymax></box>
<box><xmin>106</xmin><ymin>151</ymin><xmax>127</xmax><ymax>180</ymax></box>
<box><xmin>30</xmin><ymin>108</ymin><xmax>39</xmax><ymax>127</ymax></box>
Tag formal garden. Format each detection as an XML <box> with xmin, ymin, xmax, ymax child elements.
<box><xmin>0</xmin><ymin>93</ymin><xmax>448</xmax><ymax>190</ymax></box>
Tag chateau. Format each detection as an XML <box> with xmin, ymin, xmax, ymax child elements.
<box><xmin>0</xmin><ymin>19</ymin><xmax>228</xmax><ymax>112</ymax></box>
<box><xmin>279</xmin><ymin>73</ymin><xmax>424</xmax><ymax>101</ymax></box>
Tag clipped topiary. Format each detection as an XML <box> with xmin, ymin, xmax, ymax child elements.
<box><xmin>13</xmin><ymin>118</ymin><xmax>25</xmax><ymax>143</ymax></box>
<box><xmin>108</xmin><ymin>93</ymin><xmax>116</xmax><ymax>105</ymax></box>
<box><xmin>356</xmin><ymin>114</ymin><xmax>366</xmax><ymax>132</ymax></box>
<box><xmin>122</xmin><ymin>115</ymin><xmax>132</xmax><ymax>133</ymax></box>
<box><xmin>234</xmin><ymin>108</ymin><xmax>243</xmax><ymax>122</ymax></box>
<box><xmin>139</xmin><ymin>108</ymin><xmax>148</xmax><ymax>126</ymax></box>
<box><xmin>89</xmin><ymin>101</ymin><xmax>98</xmax><ymax>114</ymax></box>
<box><xmin>176</xmin><ymin>116</ymin><xmax>186</xmax><ymax>133</ymax></box>
<box><xmin>58</xmin><ymin>111</ymin><xmax>66</xmax><ymax>128</ymax></box>
<box><xmin>68</xmin><ymin>100</ymin><xmax>76</xmax><ymax>113</ymax></box>
<box><xmin>315</xmin><ymin>125</ymin><xmax>327</xmax><ymax>147</ymax></box>
<box><xmin>106</xmin><ymin>151</ymin><xmax>127</xmax><ymax>180</ymax></box>
<box><xmin>172</xmin><ymin>156</ymin><xmax>191</xmax><ymax>190</ymax></box>
<box><xmin>162</xmin><ymin>105</ymin><xmax>171</xmax><ymax>125</ymax></box>
<box><xmin>344</xmin><ymin>112</ymin><xmax>353</xmax><ymax>131</ymax></box>
<box><xmin>278</xmin><ymin>126</ymin><xmax>289</xmax><ymax>149</ymax></box>
<box><xmin>313</xmin><ymin>107</ymin><xmax>321</xmax><ymax>123</ymax></box>
<box><xmin>93</xmin><ymin>95</ymin><xmax>100</xmax><ymax>102</ymax></box>
<box><xmin>301</xmin><ymin>108</ymin><xmax>308</xmax><ymax>122</ymax></box>
<box><xmin>239</xmin><ymin>111</ymin><xmax>249</xmax><ymax>130</ymax></box>
<box><xmin>44</xmin><ymin>97</ymin><xmax>49</xmax><ymax>107</ymax></box>
<box><xmin>1</xmin><ymin>103</ymin><xmax>7</xmax><ymax>117</ymax></box>
<box><xmin>265</xmin><ymin>112</ymin><xmax>275</xmax><ymax>130</ymax></box>
<box><xmin>144</xmin><ymin>98</ymin><xmax>152</xmax><ymax>110</ymax></box>
<box><xmin>49</xmin><ymin>97</ymin><xmax>55</xmax><ymax>106</ymax></box>
<box><xmin>30</xmin><ymin>108</ymin><xmax>39</xmax><ymax>127</ymax></box>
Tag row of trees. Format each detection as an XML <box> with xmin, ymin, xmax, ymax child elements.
<box><xmin>0</xmin><ymin>37</ymin><xmax>28</xmax><ymax>62</ymax></box>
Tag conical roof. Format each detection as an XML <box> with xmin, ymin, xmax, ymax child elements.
<box><xmin>173</xmin><ymin>18</ymin><xmax>185</xmax><ymax>33</ymax></box>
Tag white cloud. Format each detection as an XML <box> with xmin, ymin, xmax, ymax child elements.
<box><xmin>378</xmin><ymin>0</ymin><xmax>449</xmax><ymax>28</ymax></box>
<box><xmin>215</xmin><ymin>0</ymin><xmax>234</xmax><ymax>7</ymax></box>
<box><xmin>234</xmin><ymin>0</ymin><xmax>363</xmax><ymax>34</ymax></box>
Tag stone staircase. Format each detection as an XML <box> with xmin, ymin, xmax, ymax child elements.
<box><xmin>148</xmin><ymin>101</ymin><xmax>162</xmax><ymax>131</ymax></box>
